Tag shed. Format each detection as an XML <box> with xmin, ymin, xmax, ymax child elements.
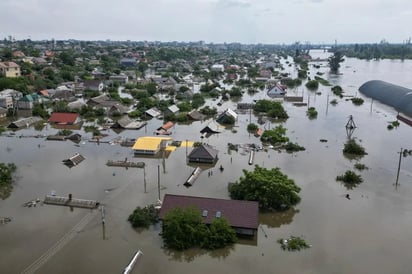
<box><xmin>159</xmin><ymin>194</ymin><xmax>259</xmax><ymax>236</ymax></box>
<box><xmin>359</xmin><ymin>80</ymin><xmax>412</xmax><ymax>117</ymax></box>
<box><xmin>188</xmin><ymin>144</ymin><xmax>218</xmax><ymax>164</ymax></box>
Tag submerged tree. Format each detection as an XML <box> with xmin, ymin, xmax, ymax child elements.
<box><xmin>229</xmin><ymin>165</ymin><xmax>301</xmax><ymax>211</ymax></box>
<box><xmin>0</xmin><ymin>163</ymin><xmax>17</xmax><ymax>199</ymax></box>
<box><xmin>328</xmin><ymin>51</ymin><xmax>345</xmax><ymax>73</ymax></box>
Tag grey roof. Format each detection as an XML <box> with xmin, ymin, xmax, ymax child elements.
<box><xmin>187</xmin><ymin>109</ymin><xmax>205</xmax><ymax>121</ymax></box>
<box><xmin>167</xmin><ymin>104</ymin><xmax>179</xmax><ymax>113</ymax></box>
<box><xmin>188</xmin><ymin>144</ymin><xmax>218</xmax><ymax>160</ymax></box>
<box><xmin>8</xmin><ymin>116</ymin><xmax>42</xmax><ymax>128</ymax></box>
<box><xmin>0</xmin><ymin>107</ymin><xmax>7</xmax><ymax>114</ymax></box>
<box><xmin>145</xmin><ymin>107</ymin><xmax>161</xmax><ymax>118</ymax></box>
<box><xmin>359</xmin><ymin>80</ymin><xmax>412</xmax><ymax>116</ymax></box>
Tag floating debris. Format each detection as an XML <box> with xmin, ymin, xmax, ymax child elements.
<box><xmin>23</xmin><ymin>198</ymin><xmax>41</xmax><ymax>208</ymax></box>
<box><xmin>0</xmin><ymin>217</ymin><xmax>12</xmax><ymax>224</ymax></box>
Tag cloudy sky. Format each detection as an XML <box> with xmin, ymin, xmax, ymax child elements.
<box><xmin>1</xmin><ymin>0</ymin><xmax>411</xmax><ymax>44</ymax></box>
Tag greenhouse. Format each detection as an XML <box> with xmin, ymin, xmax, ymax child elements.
<box><xmin>359</xmin><ymin>80</ymin><xmax>412</xmax><ymax>117</ymax></box>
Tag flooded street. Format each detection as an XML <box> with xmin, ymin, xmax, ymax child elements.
<box><xmin>2</xmin><ymin>51</ymin><xmax>412</xmax><ymax>274</ymax></box>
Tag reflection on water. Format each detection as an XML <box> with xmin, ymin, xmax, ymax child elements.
<box><xmin>259</xmin><ymin>208</ymin><xmax>299</xmax><ymax>228</ymax></box>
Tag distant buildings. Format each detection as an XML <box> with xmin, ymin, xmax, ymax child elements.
<box><xmin>0</xmin><ymin>62</ymin><xmax>21</xmax><ymax>78</ymax></box>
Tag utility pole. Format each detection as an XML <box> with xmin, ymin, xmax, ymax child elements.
<box><xmin>157</xmin><ymin>165</ymin><xmax>160</xmax><ymax>200</ymax></box>
<box><xmin>101</xmin><ymin>205</ymin><xmax>106</xmax><ymax>240</ymax></box>
<box><xmin>395</xmin><ymin>148</ymin><xmax>404</xmax><ymax>188</ymax></box>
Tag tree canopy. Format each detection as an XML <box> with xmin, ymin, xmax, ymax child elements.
<box><xmin>162</xmin><ymin>207</ymin><xmax>236</xmax><ymax>250</ymax></box>
<box><xmin>229</xmin><ymin>165</ymin><xmax>301</xmax><ymax>211</ymax></box>
<box><xmin>0</xmin><ymin>163</ymin><xmax>17</xmax><ymax>199</ymax></box>
<box><xmin>328</xmin><ymin>51</ymin><xmax>345</xmax><ymax>73</ymax></box>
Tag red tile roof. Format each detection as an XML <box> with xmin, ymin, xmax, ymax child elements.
<box><xmin>49</xmin><ymin>112</ymin><xmax>79</xmax><ymax>124</ymax></box>
<box><xmin>159</xmin><ymin>194</ymin><xmax>259</xmax><ymax>229</ymax></box>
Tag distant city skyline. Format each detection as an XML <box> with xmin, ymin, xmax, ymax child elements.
<box><xmin>1</xmin><ymin>0</ymin><xmax>411</xmax><ymax>44</ymax></box>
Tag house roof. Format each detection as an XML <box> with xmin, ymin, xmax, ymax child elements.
<box><xmin>49</xmin><ymin>112</ymin><xmax>80</xmax><ymax>124</ymax></box>
<box><xmin>0</xmin><ymin>62</ymin><xmax>19</xmax><ymax>68</ymax></box>
<box><xmin>159</xmin><ymin>194</ymin><xmax>259</xmax><ymax>230</ymax></box>
<box><xmin>132</xmin><ymin>136</ymin><xmax>172</xmax><ymax>151</ymax></box>
<box><xmin>167</xmin><ymin>104</ymin><xmax>179</xmax><ymax>113</ymax></box>
<box><xmin>0</xmin><ymin>107</ymin><xmax>7</xmax><ymax>114</ymax></box>
<box><xmin>187</xmin><ymin>110</ymin><xmax>205</xmax><ymax>121</ymax></box>
<box><xmin>188</xmin><ymin>144</ymin><xmax>218</xmax><ymax>160</ymax></box>
<box><xmin>359</xmin><ymin>80</ymin><xmax>412</xmax><ymax>117</ymax></box>
<box><xmin>217</xmin><ymin>108</ymin><xmax>238</xmax><ymax>120</ymax></box>
<box><xmin>145</xmin><ymin>107</ymin><xmax>161</xmax><ymax>118</ymax></box>
<box><xmin>8</xmin><ymin>116</ymin><xmax>42</xmax><ymax>128</ymax></box>
<box><xmin>160</xmin><ymin>121</ymin><xmax>174</xmax><ymax>131</ymax></box>
<box><xmin>200</xmin><ymin>121</ymin><xmax>223</xmax><ymax>134</ymax></box>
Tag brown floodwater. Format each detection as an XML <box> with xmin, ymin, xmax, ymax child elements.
<box><xmin>1</xmin><ymin>50</ymin><xmax>412</xmax><ymax>274</ymax></box>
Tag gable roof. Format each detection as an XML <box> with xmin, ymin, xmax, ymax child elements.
<box><xmin>8</xmin><ymin>116</ymin><xmax>42</xmax><ymax>128</ymax></box>
<box><xmin>167</xmin><ymin>104</ymin><xmax>179</xmax><ymax>113</ymax></box>
<box><xmin>159</xmin><ymin>194</ymin><xmax>259</xmax><ymax>230</ymax></box>
<box><xmin>187</xmin><ymin>109</ymin><xmax>206</xmax><ymax>121</ymax></box>
<box><xmin>49</xmin><ymin>112</ymin><xmax>80</xmax><ymax>124</ymax></box>
<box><xmin>188</xmin><ymin>144</ymin><xmax>218</xmax><ymax>160</ymax></box>
<box><xmin>218</xmin><ymin>108</ymin><xmax>238</xmax><ymax>120</ymax></box>
<box><xmin>145</xmin><ymin>107</ymin><xmax>161</xmax><ymax>118</ymax></box>
<box><xmin>200</xmin><ymin>121</ymin><xmax>223</xmax><ymax>134</ymax></box>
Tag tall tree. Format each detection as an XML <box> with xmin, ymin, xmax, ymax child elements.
<box><xmin>328</xmin><ymin>51</ymin><xmax>345</xmax><ymax>73</ymax></box>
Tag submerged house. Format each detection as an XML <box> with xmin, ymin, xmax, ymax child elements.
<box><xmin>187</xmin><ymin>109</ymin><xmax>206</xmax><ymax>121</ymax></box>
<box><xmin>200</xmin><ymin>121</ymin><xmax>223</xmax><ymax>134</ymax></box>
<box><xmin>49</xmin><ymin>112</ymin><xmax>81</xmax><ymax>125</ymax></box>
<box><xmin>216</xmin><ymin>108</ymin><xmax>238</xmax><ymax>124</ymax></box>
<box><xmin>111</xmin><ymin>116</ymin><xmax>147</xmax><ymax>129</ymax></box>
<box><xmin>8</xmin><ymin>116</ymin><xmax>42</xmax><ymax>129</ymax></box>
<box><xmin>159</xmin><ymin>194</ymin><xmax>259</xmax><ymax>236</ymax></box>
<box><xmin>187</xmin><ymin>144</ymin><xmax>218</xmax><ymax>164</ymax></box>
<box><xmin>267</xmin><ymin>83</ymin><xmax>286</xmax><ymax>98</ymax></box>
<box><xmin>132</xmin><ymin>136</ymin><xmax>172</xmax><ymax>155</ymax></box>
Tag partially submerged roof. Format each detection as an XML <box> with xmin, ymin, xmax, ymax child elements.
<box><xmin>132</xmin><ymin>136</ymin><xmax>172</xmax><ymax>151</ymax></box>
<box><xmin>145</xmin><ymin>107</ymin><xmax>161</xmax><ymax>118</ymax></box>
<box><xmin>200</xmin><ymin>121</ymin><xmax>223</xmax><ymax>134</ymax></box>
<box><xmin>49</xmin><ymin>112</ymin><xmax>80</xmax><ymax>124</ymax></box>
<box><xmin>187</xmin><ymin>109</ymin><xmax>206</xmax><ymax>121</ymax></box>
<box><xmin>159</xmin><ymin>194</ymin><xmax>259</xmax><ymax>230</ymax></box>
<box><xmin>359</xmin><ymin>80</ymin><xmax>412</xmax><ymax>116</ymax></box>
<box><xmin>8</xmin><ymin>117</ymin><xmax>42</xmax><ymax>128</ymax></box>
<box><xmin>188</xmin><ymin>144</ymin><xmax>218</xmax><ymax>160</ymax></box>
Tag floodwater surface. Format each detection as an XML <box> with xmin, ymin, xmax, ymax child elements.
<box><xmin>1</xmin><ymin>50</ymin><xmax>412</xmax><ymax>274</ymax></box>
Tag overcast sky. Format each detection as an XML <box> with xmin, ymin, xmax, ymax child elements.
<box><xmin>1</xmin><ymin>0</ymin><xmax>411</xmax><ymax>44</ymax></box>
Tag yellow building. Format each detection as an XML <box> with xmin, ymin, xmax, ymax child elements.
<box><xmin>132</xmin><ymin>136</ymin><xmax>173</xmax><ymax>155</ymax></box>
<box><xmin>0</xmin><ymin>62</ymin><xmax>21</xmax><ymax>78</ymax></box>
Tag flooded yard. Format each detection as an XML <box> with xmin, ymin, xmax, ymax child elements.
<box><xmin>1</xmin><ymin>51</ymin><xmax>412</xmax><ymax>274</ymax></box>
